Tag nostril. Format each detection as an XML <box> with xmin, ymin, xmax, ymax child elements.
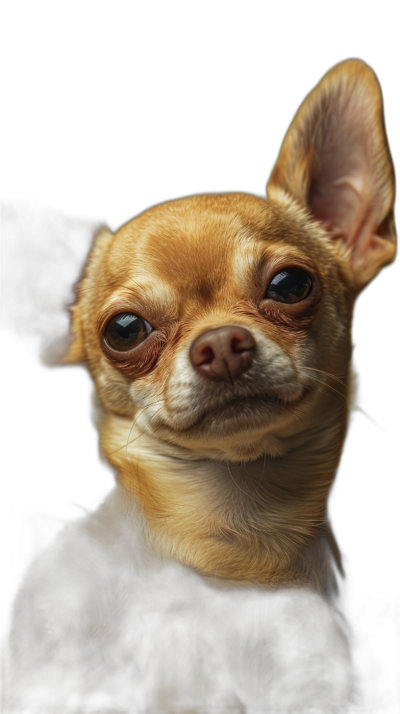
<box><xmin>196</xmin><ymin>345</ymin><xmax>214</xmax><ymax>365</ymax></box>
<box><xmin>231</xmin><ymin>332</ymin><xmax>256</xmax><ymax>354</ymax></box>
<box><xmin>231</xmin><ymin>337</ymin><xmax>252</xmax><ymax>354</ymax></box>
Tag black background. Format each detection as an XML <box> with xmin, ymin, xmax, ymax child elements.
<box><xmin>0</xmin><ymin>18</ymin><xmax>400</xmax><ymax>713</ymax></box>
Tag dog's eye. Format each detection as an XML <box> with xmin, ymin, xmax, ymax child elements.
<box><xmin>104</xmin><ymin>313</ymin><xmax>152</xmax><ymax>352</ymax></box>
<box><xmin>266</xmin><ymin>268</ymin><xmax>312</xmax><ymax>303</ymax></box>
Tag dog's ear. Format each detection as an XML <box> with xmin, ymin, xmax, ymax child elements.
<box><xmin>0</xmin><ymin>203</ymin><xmax>109</xmax><ymax>365</ymax></box>
<box><xmin>267</xmin><ymin>59</ymin><xmax>396</xmax><ymax>290</ymax></box>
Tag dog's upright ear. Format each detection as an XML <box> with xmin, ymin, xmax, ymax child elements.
<box><xmin>267</xmin><ymin>59</ymin><xmax>396</xmax><ymax>290</ymax></box>
<box><xmin>0</xmin><ymin>206</ymin><xmax>108</xmax><ymax>367</ymax></box>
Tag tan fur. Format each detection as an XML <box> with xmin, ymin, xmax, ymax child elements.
<box><xmin>45</xmin><ymin>194</ymin><xmax>352</xmax><ymax>589</ymax></box>
<box><xmin>64</xmin><ymin>60</ymin><xmax>396</xmax><ymax>593</ymax></box>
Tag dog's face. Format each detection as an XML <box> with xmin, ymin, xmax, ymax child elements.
<box><xmin>66</xmin><ymin>60</ymin><xmax>396</xmax><ymax>464</ymax></box>
<box><xmin>68</xmin><ymin>194</ymin><xmax>351</xmax><ymax>461</ymax></box>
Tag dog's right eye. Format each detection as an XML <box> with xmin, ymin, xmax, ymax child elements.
<box><xmin>266</xmin><ymin>268</ymin><xmax>312</xmax><ymax>303</ymax></box>
<box><xmin>104</xmin><ymin>313</ymin><xmax>152</xmax><ymax>352</ymax></box>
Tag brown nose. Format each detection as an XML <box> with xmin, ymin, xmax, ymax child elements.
<box><xmin>189</xmin><ymin>325</ymin><xmax>255</xmax><ymax>383</ymax></box>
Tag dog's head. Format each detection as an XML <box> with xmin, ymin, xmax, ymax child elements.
<box><xmin>65</xmin><ymin>60</ymin><xmax>395</xmax><ymax>463</ymax></box>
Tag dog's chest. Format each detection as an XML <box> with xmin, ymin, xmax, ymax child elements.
<box><xmin>121</xmin><ymin>454</ymin><xmax>332</xmax><ymax>587</ymax></box>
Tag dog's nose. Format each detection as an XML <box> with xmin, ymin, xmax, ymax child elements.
<box><xmin>189</xmin><ymin>325</ymin><xmax>255</xmax><ymax>383</ymax></box>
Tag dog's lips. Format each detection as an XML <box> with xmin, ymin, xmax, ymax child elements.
<box><xmin>202</xmin><ymin>394</ymin><xmax>279</xmax><ymax>420</ymax></box>
<box><xmin>167</xmin><ymin>390</ymin><xmax>304</xmax><ymax>435</ymax></box>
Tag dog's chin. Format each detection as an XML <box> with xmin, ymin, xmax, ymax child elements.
<box><xmin>165</xmin><ymin>425</ymin><xmax>290</xmax><ymax>462</ymax></box>
<box><xmin>141</xmin><ymin>393</ymin><xmax>310</xmax><ymax>462</ymax></box>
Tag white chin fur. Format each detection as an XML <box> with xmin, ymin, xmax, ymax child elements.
<box><xmin>131</xmin><ymin>393</ymin><xmax>306</xmax><ymax>461</ymax></box>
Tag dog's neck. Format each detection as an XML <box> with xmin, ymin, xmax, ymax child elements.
<box><xmin>101</xmin><ymin>384</ymin><xmax>348</xmax><ymax>595</ymax></box>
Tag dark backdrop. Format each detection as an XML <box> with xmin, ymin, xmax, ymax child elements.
<box><xmin>0</xmin><ymin>22</ymin><xmax>400</xmax><ymax>713</ymax></box>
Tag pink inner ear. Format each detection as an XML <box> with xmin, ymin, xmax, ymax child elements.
<box><xmin>305</xmin><ymin>81</ymin><xmax>395</xmax><ymax>278</ymax></box>
<box><xmin>308</xmin><ymin>122</ymin><xmax>373</xmax><ymax>251</ymax></box>
<box><xmin>310</xmin><ymin>179</ymin><xmax>363</xmax><ymax>246</ymax></box>
<box><xmin>268</xmin><ymin>61</ymin><xmax>395</xmax><ymax>284</ymax></box>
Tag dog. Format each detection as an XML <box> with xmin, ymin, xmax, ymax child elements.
<box><xmin>5</xmin><ymin>59</ymin><xmax>396</xmax><ymax>712</ymax></box>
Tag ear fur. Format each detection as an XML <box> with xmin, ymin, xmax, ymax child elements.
<box><xmin>267</xmin><ymin>59</ymin><xmax>396</xmax><ymax>289</ymax></box>
<box><xmin>0</xmin><ymin>203</ymin><xmax>109</xmax><ymax>365</ymax></box>
<box><xmin>40</xmin><ymin>306</ymin><xmax>83</xmax><ymax>367</ymax></box>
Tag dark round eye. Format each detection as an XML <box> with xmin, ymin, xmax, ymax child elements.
<box><xmin>266</xmin><ymin>268</ymin><xmax>312</xmax><ymax>303</ymax></box>
<box><xmin>104</xmin><ymin>313</ymin><xmax>152</xmax><ymax>352</ymax></box>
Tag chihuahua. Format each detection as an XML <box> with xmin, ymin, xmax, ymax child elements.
<box><xmin>6</xmin><ymin>59</ymin><xmax>396</xmax><ymax>711</ymax></box>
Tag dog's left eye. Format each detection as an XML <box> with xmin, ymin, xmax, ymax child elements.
<box><xmin>104</xmin><ymin>313</ymin><xmax>152</xmax><ymax>352</ymax></box>
<box><xmin>266</xmin><ymin>268</ymin><xmax>312</xmax><ymax>303</ymax></box>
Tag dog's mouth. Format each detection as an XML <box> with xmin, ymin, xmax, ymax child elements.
<box><xmin>150</xmin><ymin>388</ymin><xmax>309</xmax><ymax>438</ymax></box>
<box><xmin>198</xmin><ymin>393</ymin><xmax>283</xmax><ymax>422</ymax></box>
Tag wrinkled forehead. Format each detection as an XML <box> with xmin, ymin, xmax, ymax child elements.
<box><xmin>109</xmin><ymin>195</ymin><xmax>284</xmax><ymax>290</ymax></box>
<box><xmin>143</xmin><ymin>212</ymin><xmax>245</xmax><ymax>297</ymax></box>
<box><xmin>105</xmin><ymin>194</ymin><xmax>328</xmax><ymax>304</ymax></box>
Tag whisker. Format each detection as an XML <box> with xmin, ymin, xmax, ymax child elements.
<box><xmin>303</xmin><ymin>377</ymin><xmax>337</xmax><ymax>402</ymax></box>
<box><xmin>125</xmin><ymin>276</ymin><xmax>143</xmax><ymax>291</ymax></box>
<box><xmin>302</xmin><ymin>367</ymin><xmax>378</xmax><ymax>422</ymax></box>
<box><xmin>125</xmin><ymin>411</ymin><xmax>140</xmax><ymax>456</ymax></box>
<box><xmin>302</xmin><ymin>367</ymin><xmax>382</xmax><ymax>418</ymax></box>
<box><xmin>301</xmin><ymin>367</ymin><xmax>348</xmax><ymax>388</ymax></box>
<box><xmin>124</xmin><ymin>400</ymin><xmax>165</xmax><ymax>453</ymax></box>
<box><xmin>304</xmin><ymin>375</ymin><xmax>347</xmax><ymax>404</ymax></box>
<box><xmin>107</xmin><ymin>398</ymin><xmax>165</xmax><ymax>455</ymax></box>
<box><xmin>226</xmin><ymin>462</ymin><xmax>264</xmax><ymax>505</ymax></box>
<box><xmin>286</xmin><ymin>405</ymin><xmax>307</xmax><ymax>427</ymax></box>
<box><xmin>257</xmin><ymin>452</ymin><xmax>267</xmax><ymax>488</ymax></box>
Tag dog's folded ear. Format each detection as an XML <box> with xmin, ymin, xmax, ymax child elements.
<box><xmin>0</xmin><ymin>204</ymin><xmax>102</xmax><ymax>364</ymax></box>
<box><xmin>267</xmin><ymin>59</ymin><xmax>396</xmax><ymax>289</ymax></box>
